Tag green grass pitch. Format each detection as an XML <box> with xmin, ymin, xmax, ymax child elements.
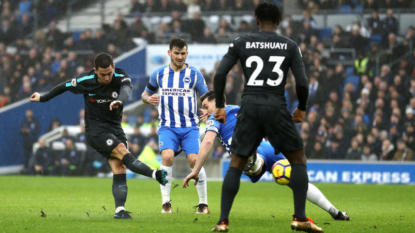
<box><xmin>1</xmin><ymin>176</ymin><xmax>414</xmax><ymax>233</ymax></box>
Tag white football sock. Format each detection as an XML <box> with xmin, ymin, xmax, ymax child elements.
<box><xmin>160</xmin><ymin>165</ymin><xmax>172</xmax><ymax>205</ymax></box>
<box><xmin>196</xmin><ymin>167</ymin><xmax>208</xmax><ymax>205</ymax></box>
<box><xmin>307</xmin><ymin>183</ymin><xmax>339</xmax><ymax>217</ymax></box>
<box><xmin>115</xmin><ymin>206</ymin><xmax>125</xmax><ymax>213</ymax></box>
<box><xmin>249</xmin><ymin>153</ymin><xmax>263</xmax><ymax>174</ymax></box>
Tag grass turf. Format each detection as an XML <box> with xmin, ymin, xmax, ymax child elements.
<box><xmin>0</xmin><ymin>176</ymin><xmax>414</xmax><ymax>233</ymax></box>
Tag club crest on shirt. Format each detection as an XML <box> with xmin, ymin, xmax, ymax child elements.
<box><xmin>111</xmin><ymin>91</ymin><xmax>118</xmax><ymax>99</ymax></box>
<box><xmin>106</xmin><ymin>139</ymin><xmax>113</xmax><ymax>146</ymax></box>
<box><xmin>183</xmin><ymin>76</ymin><xmax>191</xmax><ymax>84</ymax></box>
<box><xmin>71</xmin><ymin>79</ymin><xmax>77</xmax><ymax>87</ymax></box>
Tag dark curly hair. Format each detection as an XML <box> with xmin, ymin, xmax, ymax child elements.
<box><xmin>254</xmin><ymin>2</ymin><xmax>282</xmax><ymax>25</ymax></box>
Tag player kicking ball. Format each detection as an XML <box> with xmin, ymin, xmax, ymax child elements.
<box><xmin>30</xmin><ymin>53</ymin><xmax>168</xmax><ymax>219</ymax></box>
<box><xmin>183</xmin><ymin>91</ymin><xmax>342</xmax><ymax>232</ymax></box>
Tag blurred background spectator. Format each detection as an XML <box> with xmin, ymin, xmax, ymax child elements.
<box><xmin>20</xmin><ymin>109</ymin><xmax>40</xmax><ymax>171</ymax></box>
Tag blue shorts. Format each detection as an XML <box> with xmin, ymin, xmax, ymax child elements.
<box><xmin>158</xmin><ymin>126</ymin><xmax>200</xmax><ymax>156</ymax></box>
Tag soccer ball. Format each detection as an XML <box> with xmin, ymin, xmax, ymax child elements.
<box><xmin>271</xmin><ymin>159</ymin><xmax>291</xmax><ymax>185</ymax></box>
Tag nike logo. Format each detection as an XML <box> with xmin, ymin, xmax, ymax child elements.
<box><xmin>89</xmin><ymin>93</ymin><xmax>96</xmax><ymax>96</ymax></box>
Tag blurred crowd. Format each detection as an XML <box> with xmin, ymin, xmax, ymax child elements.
<box><xmin>0</xmin><ymin>0</ymin><xmax>135</xmax><ymax>108</ymax></box>
<box><xmin>0</xmin><ymin>0</ymin><xmax>94</xmax><ymax>45</ymax></box>
<box><xmin>130</xmin><ymin>0</ymin><xmax>283</xmax><ymax>13</ymax></box>
<box><xmin>127</xmin><ymin>0</ymin><xmax>264</xmax><ymax>44</ymax></box>
<box><xmin>298</xmin><ymin>0</ymin><xmax>414</xmax><ymax>12</ymax></box>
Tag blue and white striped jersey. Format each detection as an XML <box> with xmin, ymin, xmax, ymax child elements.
<box><xmin>205</xmin><ymin>105</ymin><xmax>240</xmax><ymax>153</ymax></box>
<box><xmin>145</xmin><ymin>64</ymin><xmax>208</xmax><ymax>128</ymax></box>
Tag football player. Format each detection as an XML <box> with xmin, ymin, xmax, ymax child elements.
<box><xmin>183</xmin><ymin>90</ymin><xmax>349</xmax><ymax>226</ymax></box>
<box><xmin>211</xmin><ymin>3</ymin><xmax>315</xmax><ymax>232</ymax></box>
<box><xmin>31</xmin><ymin>53</ymin><xmax>168</xmax><ymax>219</ymax></box>
<box><xmin>141</xmin><ymin>38</ymin><xmax>210</xmax><ymax>214</ymax></box>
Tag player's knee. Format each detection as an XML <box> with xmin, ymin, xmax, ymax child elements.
<box><xmin>162</xmin><ymin>156</ymin><xmax>174</xmax><ymax>166</ymax></box>
<box><xmin>187</xmin><ymin>154</ymin><xmax>198</xmax><ymax>168</ymax></box>
<box><xmin>111</xmin><ymin>143</ymin><xmax>129</xmax><ymax>159</ymax></box>
<box><xmin>116</xmin><ymin>143</ymin><xmax>127</xmax><ymax>152</ymax></box>
<box><xmin>188</xmin><ymin>158</ymin><xmax>197</xmax><ymax>168</ymax></box>
<box><xmin>117</xmin><ymin>164</ymin><xmax>127</xmax><ymax>174</ymax></box>
<box><xmin>161</xmin><ymin>152</ymin><xmax>174</xmax><ymax>166</ymax></box>
<box><xmin>111</xmin><ymin>162</ymin><xmax>126</xmax><ymax>174</ymax></box>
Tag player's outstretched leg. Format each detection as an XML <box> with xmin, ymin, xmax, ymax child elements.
<box><xmin>112</xmin><ymin>144</ymin><xmax>168</xmax><ymax>185</ymax></box>
<box><xmin>212</xmin><ymin>154</ymin><xmax>248</xmax><ymax>232</ymax></box>
<box><xmin>306</xmin><ymin>183</ymin><xmax>350</xmax><ymax>221</ymax></box>
<box><xmin>120</xmin><ymin>153</ymin><xmax>168</xmax><ymax>185</ymax></box>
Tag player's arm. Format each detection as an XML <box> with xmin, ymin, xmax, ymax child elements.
<box><xmin>110</xmin><ymin>75</ymin><xmax>132</xmax><ymax>110</ymax></box>
<box><xmin>195</xmin><ymin>70</ymin><xmax>208</xmax><ymax>96</ymax></box>
<box><xmin>30</xmin><ymin>80</ymin><xmax>73</xmax><ymax>102</ymax></box>
<box><xmin>116</xmin><ymin>77</ymin><xmax>132</xmax><ymax>104</ymax></box>
<box><xmin>194</xmin><ymin>131</ymin><xmax>217</xmax><ymax>174</ymax></box>
<box><xmin>141</xmin><ymin>90</ymin><xmax>159</xmax><ymax>105</ymax></box>
<box><xmin>195</xmin><ymin>72</ymin><xmax>209</xmax><ymax>120</ymax></box>
<box><xmin>183</xmin><ymin>131</ymin><xmax>217</xmax><ymax>188</ymax></box>
<box><xmin>213</xmin><ymin>40</ymin><xmax>239</xmax><ymax>123</ymax></box>
<box><xmin>290</xmin><ymin>45</ymin><xmax>309</xmax><ymax>123</ymax></box>
<box><xmin>141</xmin><ymin>71</ymin><xmax>159</xmax><ymax>105</ymax></box>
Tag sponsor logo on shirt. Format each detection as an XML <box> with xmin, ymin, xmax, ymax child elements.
<box><xmin>161</xmin><ymin>88</ymin><xmax>193</xmax><ymax>97</ymax></box>
<box><xmin>91</xmin><ymin>98</ymin><xmax>113</xmax><ymax>104</ymax></box>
